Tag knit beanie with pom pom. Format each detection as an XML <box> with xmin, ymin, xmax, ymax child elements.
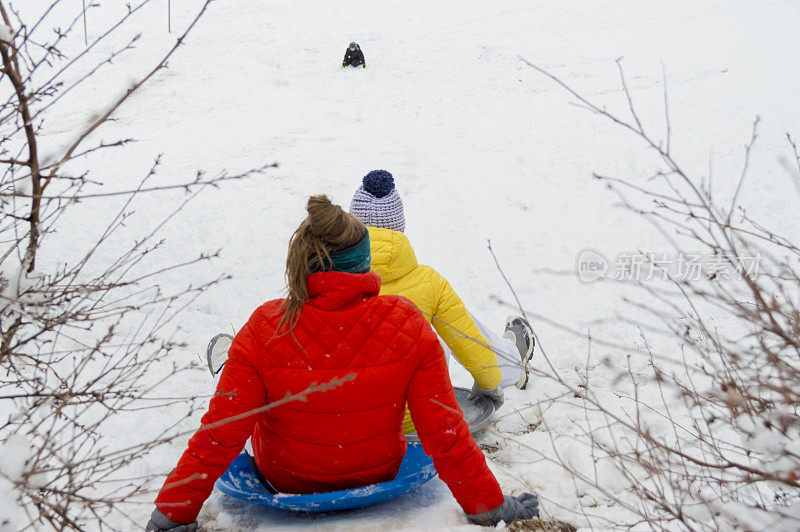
<box><xmin>349</xmin><ymin>170</ymin><xmax>405</xmax><ymax>233</ymax></box>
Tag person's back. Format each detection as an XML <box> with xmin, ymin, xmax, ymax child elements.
<box><xmin>369</xmin><ymin>226</ymin><xmax>435</xmax><ymax>312</ymax></box>
<box><xmin>369</xmin><ymin>226</ymin><xmax>502</xmax><ymax>390</ymax></box>
<box><xmin>235</xmin><ymin>271</ymin><xmax>465</xmax><ymax>493</ymax></box>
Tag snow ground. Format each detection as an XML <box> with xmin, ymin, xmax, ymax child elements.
<box><xmin>19</xmin><ymin>0</ymin><xmax>800</xmax><ymax>529</ymax></box>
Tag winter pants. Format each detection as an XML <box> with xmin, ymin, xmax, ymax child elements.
<box><xmin>452</xmin><ymin>314</ymin><xmax>524</xmax><ymax>389</ymax></box>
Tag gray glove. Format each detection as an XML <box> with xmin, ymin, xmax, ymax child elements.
<box><xmin>145</xmin><ymin>508</ymin><xmax>198</xmax><ymax>532</ymax></box>
<box><xmin>466</xmin><ymin>493</ymin><xmax>540</xmax><ymax>526</ymax></box>
<box><xmin>469</xmin><ymin>382</ymin><xmax>505</xmax><ymax>410</ymax></box>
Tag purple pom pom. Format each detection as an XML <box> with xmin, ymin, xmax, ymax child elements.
<box><xmin>362</xmin><ymin>170</ymin><xmax>395</xmax><ymax>198</ymax></box>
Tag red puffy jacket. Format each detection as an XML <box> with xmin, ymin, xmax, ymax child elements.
<box><xmin>154</xmin><ymin>271</ymin><xmax>503</xmax><ymax>523</ymax></box>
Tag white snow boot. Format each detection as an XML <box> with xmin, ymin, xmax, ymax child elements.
<box><xmin>503</xmin><ymin>317</ymin><xmax>534</xmax><ymax>389</ymax></box>
<box><xmin>206</xmin><ymin>333</ymin><xmax>233</xmax><ymax>376</ymax></box>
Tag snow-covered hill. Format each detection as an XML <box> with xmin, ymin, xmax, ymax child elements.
<box><xmin>19</xmin><ymin>0</ymin><xmax>800</xmax><ymax>529</ymax></box>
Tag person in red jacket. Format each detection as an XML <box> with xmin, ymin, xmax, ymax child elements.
<box><xmin>145</xmin><ymin>195</ymin><xmax>540</xmax><ymax>531</ymax></box>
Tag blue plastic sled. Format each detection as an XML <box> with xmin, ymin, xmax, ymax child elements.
<box><xmin>216</xmin><ymin>440</ymin><xmax>437</xmax><ymax>512</ymax></box>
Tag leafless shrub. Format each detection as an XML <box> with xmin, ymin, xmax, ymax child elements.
<box><xmin>507</xmin><ymin>517</ymin><xmax>577</xmax><ymax>532</ymax></box>
<box><xmin>0</xmin><ymin>2</ymin><xmax>278</xmax><ymax>529</ymax></box>
<box><xmin>488</xmin><ymin>58</ymin><xmax>800</xmax><ymax>530</ymax></box>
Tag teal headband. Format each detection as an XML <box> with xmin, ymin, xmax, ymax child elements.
<box><xmin>327</xmin><ymin>231</ymin><xmax>371</xmax><ymax>274</ymax></box>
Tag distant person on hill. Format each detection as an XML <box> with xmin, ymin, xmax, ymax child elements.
<box><xmin>342</xmin><ymin>41</ymin><xmax>366</xmax><ymax>68</ymax></box>
<box><xmin>349</xmin><ymin>170</ymin><xmax>536</xmax><ymax>434</ymax></box>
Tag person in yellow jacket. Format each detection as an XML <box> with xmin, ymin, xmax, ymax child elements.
<box><xmin>349</xmin><ymin>170</ymin><xmax>534</xmax><ymax>433</ymax></box>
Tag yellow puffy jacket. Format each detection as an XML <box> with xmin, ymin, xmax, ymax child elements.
<box><xmin>368</xmin><ymin>227</ymin><xmax>502</xmax><ymax>432</ymax></box>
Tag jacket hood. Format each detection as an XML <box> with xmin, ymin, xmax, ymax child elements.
<box><xmin>306</xmin><ymin>271</ymin><xmax>381</xmax><ymax>311</ymax></box>
<box><xmin>367</xmin><ymin>227</ymin><xmax>418</xmax><ymax>283</ymax></box>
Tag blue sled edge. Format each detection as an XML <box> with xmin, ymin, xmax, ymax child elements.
<box><xmin>216</xmin><ymin>440</ymin><xmax>437</xmax><ymax>512</ymax></box>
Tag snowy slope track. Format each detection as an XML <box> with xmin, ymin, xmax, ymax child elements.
<box><xmin>14</xmin><ymin>0</ymin><xmax>800</xmax><ymax>529</ymax></box>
